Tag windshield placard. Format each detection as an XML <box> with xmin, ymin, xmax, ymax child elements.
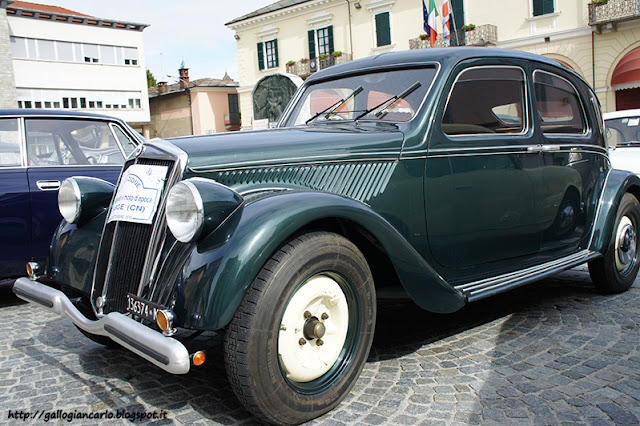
<box><xmin>107</xmin><ymin>164</ymin><xmax>168</xmax><ymax>225</ymax></box>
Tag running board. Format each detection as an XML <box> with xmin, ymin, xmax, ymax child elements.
<box><xmin>455</xmin><ymin>250</ymin><xmax>601</xmax><ymax>302</ymax></box>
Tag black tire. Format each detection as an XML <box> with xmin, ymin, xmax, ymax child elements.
<box><xmin>224</xmin><ymin>232</ymin><xmax>376</xmax><ymax>425</ymax></box>
<box><xmin>589</xmin><ymin>193</ymin><xmax>640</xmax><ymax>293</ymax></box>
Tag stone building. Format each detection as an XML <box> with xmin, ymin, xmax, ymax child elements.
<box><xmin>226</xmin><ymin>0</ymin><xmax>640</xmax><ymax>129</ymax></box>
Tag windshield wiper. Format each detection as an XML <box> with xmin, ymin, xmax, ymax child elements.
<box><xmin>353</xmin><ymin>81</ymin><xmax>421</xmax><ymax>121</ymax></box>
<box><xmin>305</xmin><ymin>86</ymin><xmax>363</xmax><ymax>125</ymax></box>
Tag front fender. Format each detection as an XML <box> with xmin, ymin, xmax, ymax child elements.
<box><xmin>589</xmin><ymin>169</ymin><xmax>640</xmax><ymax>254</ymax></box>
<box><xmin>174</xmin><ymin>191</ymin><xmax>466</xmax><ymax>331</ymax></box>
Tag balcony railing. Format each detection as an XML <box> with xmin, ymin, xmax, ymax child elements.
<box><xmin>286</xmin><ymin>53</ymin><xmax>353</xmax><ymax>78</ymax></box>
<box><xmin>409</xmin><ymin>24</ymin><xmax>498</xmax><ymax>49</ymax></box>
<box><xmin>589</xmin><ymin>0</ymin><xmax>640</xmax><ymax>28</ymax></box>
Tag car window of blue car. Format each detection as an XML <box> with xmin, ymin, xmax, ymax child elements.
<box><xmin>111</xmin><ymin>124</ymin><xmax>137</xmax><ymax>155</ymax></box>
<box><xmin>26</xmin><ymin>119</ymin><xmax>126</xmax><ymax>166</ymax></box>
<box><xmin>0</xmin><ymin>118</ymin><xmax>21</xmax><ymax>167</ymax></box>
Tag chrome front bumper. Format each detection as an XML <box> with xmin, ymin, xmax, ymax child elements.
<box><xmin>13</xmin><ymin>278</ymin><xmax>190</xmax><ymax>374</ymax></box>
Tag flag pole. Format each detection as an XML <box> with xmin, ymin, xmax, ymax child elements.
<box><xmin>449</xmin><ymin>1</ymin><xmax>460</xmax><ymax>46</ymax></box>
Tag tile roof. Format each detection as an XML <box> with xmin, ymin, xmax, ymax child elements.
<box><xmin>226</xmin><ymin>0</ymin><xmax>312</xmax><ymax>26</ymax></box>
<box><xmin>10</xmin><ymin>1</ymin><xmax>93</xmax><ymax>17</ymax></box>
<box><xmin>149</xmin><ymin>77</ymin><xmax>239</xmax><ymax>98</ymax></box>
<box><xmin>7</xmin><ymin>1</ymin><xmax>149</xmax><ymax>30</ymax></box>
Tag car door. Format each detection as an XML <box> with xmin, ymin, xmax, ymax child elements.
<box><xmin>0</xmin><ymin>117</ymin><xmax>30</xmax><ymax>278</ymax></box>
<box><xmin>530</xmin><ymin>66</ymin><xmax>607</xmax><ymax>256</ymax></box>
<box><xmin>425</xmin><ymin>61</ymin><xmax>541</xmax><ymax>274</ymax></box>
<box><xmin>25</xmin><ymin>118</ymin><xmax>130</xmax><ymax>264</ymax></box>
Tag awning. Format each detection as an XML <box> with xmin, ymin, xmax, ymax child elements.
<box><xmin>612</xmin><ymin>46</ymin><xmax>640</xmax><ymax>86</ymax></box>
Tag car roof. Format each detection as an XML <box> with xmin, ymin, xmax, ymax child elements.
<box><xmin>0</xmin><ymin>109</ymin><xmax>126</xmax><ymax>123</ymax></box>
<box><xmin>306</xmin><ymin>47</ymin><xmax>587</xmax><ymax>86</ymax></box>
<box><xmin>603</xmin><ymin>109</ymin><xmax>640</xmax><ymax>120</ymax></box>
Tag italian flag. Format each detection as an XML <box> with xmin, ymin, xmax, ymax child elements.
<box><xmin>424</xmin><ymin>0</ymin><xmax>439</xmax><ymax>48</ymax></box>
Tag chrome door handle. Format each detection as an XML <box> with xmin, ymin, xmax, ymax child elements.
<box><xmin>527</xmin><ymin>146</ymin><xmax>541</xmax><ymax>153</ymax></box>
<box><xmin>36</xmin><ymin>180</ymin><xmax>60</xmax><ymax>191</ymax></box>
<box><xmin>542</xmin><ymin>145</ymin><xmax>562</xmax><ymax>152</ymax></box>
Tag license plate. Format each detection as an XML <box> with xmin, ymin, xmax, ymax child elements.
<box><xmin>126</xmin><ymin>293</ymin><xmax>165</xmax><ymax>323</ymax></box>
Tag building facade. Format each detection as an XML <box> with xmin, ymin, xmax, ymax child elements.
<box><xmin>2</xmin><ymin>1</ymin><xmax>150</xmax><ymax>134</ymax></box>
<box><xmin>227</xmin><ymin>0</ymin><xmax>640</xmax><ymax>129</ymax></box>
<box><xmin>148</xmin><ymin>67</ymin><xmax>241</xmax><ymax>139</ymax></box>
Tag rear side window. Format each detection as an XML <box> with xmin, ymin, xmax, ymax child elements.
<box><xmin>534</xmin><ymin>70</ymin><xmax>586</xmax><ymax>135</ymax></box>
<box><xmin>442</xmin><ymin>66</ymin><xmax>526</xmax><ymax>136</ymax></box>
<box><xmin>0</xmin><ymin>118</ymin><xmax>21</xmax><ymax>167</ymax></box>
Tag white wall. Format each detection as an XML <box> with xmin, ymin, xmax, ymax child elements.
<box><xmin>8</xmin><ymin>16</ymin><xmax>150</xmax><ymax>123</ymax></box>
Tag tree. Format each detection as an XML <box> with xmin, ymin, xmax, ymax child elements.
<box><xmin>147</xmin><ymin>69</ymin><xmax>157</xmax><ymax>88</ymax></box>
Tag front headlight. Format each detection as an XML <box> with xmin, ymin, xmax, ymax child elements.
<box><xmin>166</xmin><ymin>181</ymin><xmax>204</xmax><ymax>243</ymax></box>
<box><xmin>58</xmin><ymin>177</ymin><xmax>115</xmax><ymax>225</ymax></box>
<box><xmin>166</xmin><ymin>178</ymin><xmax>244</xmax><ymax>243</ymax></box>
<box><xmin>58</xmin><ymin>178</ymin><xmax>82</xmax><ymax>223</ymax></box>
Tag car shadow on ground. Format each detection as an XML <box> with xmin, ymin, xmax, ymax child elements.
<box><xmin>9</xmin><ymin>269</ymin><xmax>627</xmax><ymax>424</ymax></box>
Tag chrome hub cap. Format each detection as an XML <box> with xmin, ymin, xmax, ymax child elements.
<box><xmin>278</xmin><ymin>275</ymin><xmax>349</xmax><ymax>382</ymax></box>
<box><xmin>615</xmin><ymin>216</ymin><xmax>637</xmax><ymax>273</ymax></box>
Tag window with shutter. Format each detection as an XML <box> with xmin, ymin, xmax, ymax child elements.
<box><xmin>308</xmin><ymin>30</ymin><xmax>316</xmax><ymax>59</ymax></box>
<box><xmin>375</xmin><ymin>12</ymin><xmax>391</xmax><ymax>47</ymax></box>
<box><xmin>257</xmin><ymin>42</ymin><xmax>264</xmax><ymax>70</ymax></box>
<box><xmin>533</xmin><ymin>0</ymin><xmax>554</xmax><ymax>16</ymax></box>
<box><xmin>265</xmin><ymin>39</ymin><xmax>279</xmax><ymax>69</ymax></box>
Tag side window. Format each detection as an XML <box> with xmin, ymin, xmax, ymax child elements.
<box><xmin>111</xmin><ymin>124</ymin><xmax>138</xmax><ymax>156</ymax></box>
<box><xmin>442</xmin><ymin>66</ymin><xmax>526</xmax><ymax>136</ymax></box>
<box><xmin>26</xmin><ymin>119</ymin><xmax>125</xmax><ymax>166</ymax></box>
<box><xmin>0</xmin><ymin>118</ymin><xmax>21</xmax><ymax>167</ymax></box>
<box><xmin>534</xmin><ymin>71</ymin><xmax>586</xmax><ymax>135</ymax></box>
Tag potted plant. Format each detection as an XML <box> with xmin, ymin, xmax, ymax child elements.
<box><xmin>332</xmin><ymin>51</ymin><xmax>343</xmax><ymax>58</ymax></box>
<box><xmin>461</xmin><ymin>24</ymin><xmax>476</xmax><ymax>31</ymax></box>
<box><xmin>419</xmin><ymin>33</ymin><xmax>429</xmax><ymax>40</ymax></box>
<box><xmin>286</xmin><ymin>60</ymin><xmax>295</xmax><ymax>66</ymax></box>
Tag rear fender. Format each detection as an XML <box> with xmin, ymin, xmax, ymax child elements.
<box><xmin>175</xmin><ymin>190</ymin><xmax>466</xmax><ymax>330</ymax></box>
<box><xmin>589</xmin><ymin>169</ymin><xmax>640</xmax><ymax>254</ymax></box>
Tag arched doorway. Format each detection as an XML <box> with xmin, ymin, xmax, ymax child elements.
<box><xmin>612</xmin><ymin>46</ymin><xmax>640</xmax><ymax>111</ymax></box>
<box><xmin>252</xmin><ymin>74</ymin><xmax>302</xmax><ymax>128</ymax></box>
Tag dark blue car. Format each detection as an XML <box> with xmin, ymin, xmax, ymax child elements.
<box><xmin>0</xmin><ymin>110</ymin><xmax>143</xmax><ymax>283</ymax></box>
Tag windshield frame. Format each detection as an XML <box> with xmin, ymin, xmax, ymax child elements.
<box><xmin>277</xmin><ymin>62</ymin><xmax>441</xmax><ymax>128</ymax></box>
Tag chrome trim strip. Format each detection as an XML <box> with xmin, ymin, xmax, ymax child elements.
<box><xmin>587</xmin><ymin>169</ymin><xmax>612</xmax><ymax>251</ymax></box>
<box><xmin>456</xmin><ymin>250</ymin><xmax>600</xmax><ymax>302</ymax></box>
<box><xmin>13</xmin><ymin>278</ymin><xmax>190</xmax><ymax>374</ymax></box>
<box><xmin>191</xmin><ymin>155</ymin><xmax>400</xmax><ymax>173</ymax></box>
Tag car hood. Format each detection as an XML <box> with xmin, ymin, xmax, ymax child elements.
<box><xmin>165</xmin><ymin>125</ymin><xmax>405</xmax><ymax>172</ymax></box>
<box><xmin>609</xmin><ymin>147</ymin><xmax>640</xmax><ymax>176</ymax></box>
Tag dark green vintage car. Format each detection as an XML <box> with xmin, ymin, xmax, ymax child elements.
<box><xmin>13</xmin><ymin>48</ymin><xmax>640</xmax><ymax>424</ymax></box>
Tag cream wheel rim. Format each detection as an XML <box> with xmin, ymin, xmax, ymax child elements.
<box><xmin>278</xmin><ymin>275</ymin><xmax>349</xmax><ymax>383</ymax></box>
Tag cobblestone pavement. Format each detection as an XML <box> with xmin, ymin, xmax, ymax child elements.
<box><xmin>1</xmin><ymin>267</ymin><xmax>639</xmax><ymax>425</ymax></box>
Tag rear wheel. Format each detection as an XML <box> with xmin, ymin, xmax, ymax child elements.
<box><xmin>224</xmin><ymin>232</ymin><xmax>376</xmax><ymax>425</ymax></box>
<box><xmin>589</xmin><ymin>193</ymin><xmax>640</xmax><ymax>293</ymax></box>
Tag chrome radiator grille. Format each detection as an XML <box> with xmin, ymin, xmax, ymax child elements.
<box><xmin>93</xmin><ymin>157</ymin><xmax>175</xmax><ymax>315</ymax></box>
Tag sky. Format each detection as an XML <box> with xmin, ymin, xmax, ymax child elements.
<box><xmin>48</xmin><ymin>0</ymin><xmax>277</xmax><ymax>83</ymax></box>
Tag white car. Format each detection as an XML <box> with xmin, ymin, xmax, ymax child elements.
<box><xmin>605</xmin><ymin>109</ymin><xmax>640</xmax><ymax>174</ymax></box>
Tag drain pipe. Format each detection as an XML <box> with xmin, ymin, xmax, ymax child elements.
<box><xmin>347</xmin><ymin>0</ymin><xmax>354</xmax><ymax>58</ymax></box>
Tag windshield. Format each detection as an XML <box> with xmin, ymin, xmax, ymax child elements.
<box><xmin>605</xmin><ymin>115</ymin><xmax>640</xmax><ymax>148</ymax></box>
<box><xmin>283</xmin><ymin>66</ymin><xmax>437</xmax><ymax>127</ymax></box>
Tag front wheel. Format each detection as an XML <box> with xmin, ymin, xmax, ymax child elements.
<box><xmin>589</xmin><ymin>193</ymin><xmax>640</xmax><ymax>293</ymax></box>
<box><xmin>224</xmin><ymin>232</ymin><xmax>376</xmax><ymax>425</ymax></box>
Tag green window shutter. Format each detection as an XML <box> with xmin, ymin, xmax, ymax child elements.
<box><xmin>543</xmin><ymin>0</ymin><xmax>554</xmax><ymax>14</ymax></box>
<box><xmin>533</xmin><ymin>0</ymin><xmax>543</xmax><ymax>16</ymax></box>
<box><xmin>375</xmin><ymin>12</ymin><xmax>391</xmax><ymax>47</ymax></box>
<box><xmin>327</xmin><ymin>25</ymin><xmax>334</xmax><ymax>54</ymax></box>
<box><xmin>308</xmin><ymin>30</ymin><xmax>316</xmax><ymax>59</ymax></box>
<box><xmin>273</xmin><ymin>39</ymin><xmax>279</xmax><ymax>68</ymax></box>
<box><xmin>257</xmin><ymin>42</ymin><xmax>264</xmax><ymax>70</ymax></box>
<box><xmin>452</xmin><ymin>0</ymin><xmax>464</xmax><ymax>30</ymax></box>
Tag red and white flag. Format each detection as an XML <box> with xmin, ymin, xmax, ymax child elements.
<box><xmin>443</xmin><ymin>0</ymin><xmax>451</xmax><ymax>46</ymax></box>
